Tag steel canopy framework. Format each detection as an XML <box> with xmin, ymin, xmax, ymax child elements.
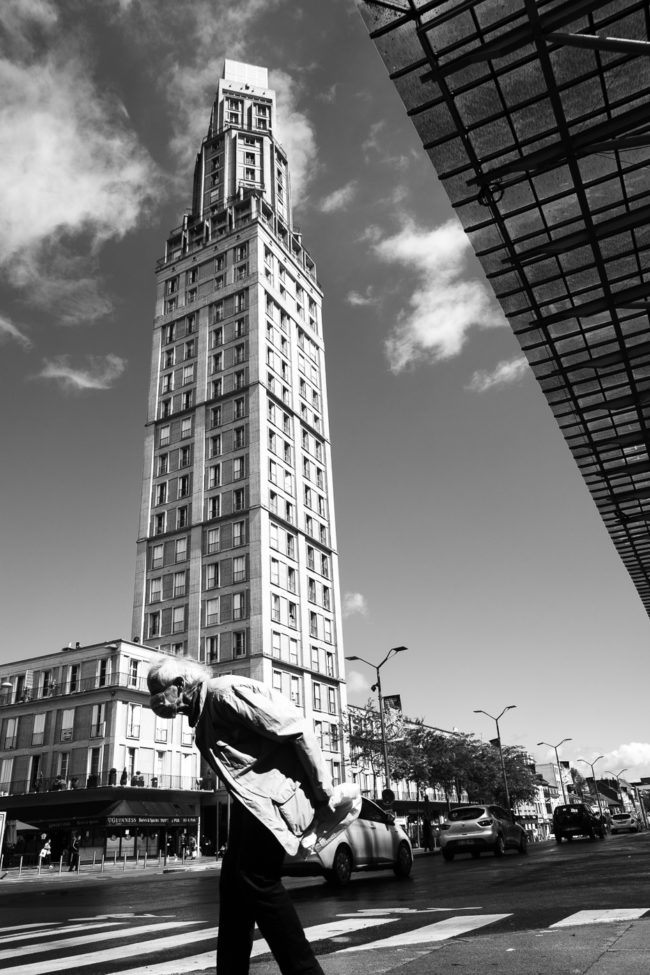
<box><xmin>358</xmin><ymin>0</ymin><xmax>650</xmax><ymax>616</ymax></box>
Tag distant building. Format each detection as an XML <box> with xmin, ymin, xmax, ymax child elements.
<box><xmin>0</xmin><ymin>640</ymin><xmax>201</xmax><ymax>861</ymax></box>
<box><xmin>131</xmin><ymin>60</ymin><xmax>347</xmax><ymax>787</ymax></box>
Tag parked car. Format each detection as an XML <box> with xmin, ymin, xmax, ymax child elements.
<box><xmin>438</xmin><ymin>804</ymin><xmax>527</xmax><ymax>861</ymax></box>
<box><xmin>283</xmin><ymin>796</ymin><xmax>413</xmax><ymax>887</ymax></box>
<box><xmin>552</xmin><ymin>803</ymin><xmax>606</xmax><ymax>842</ymax></box>
<box><xmin>610</xmin><ymin>812</ymin><xmax>639</xmax><ymax>834</ymax></box>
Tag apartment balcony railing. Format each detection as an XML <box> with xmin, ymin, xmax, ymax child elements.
<box><xmin>0</xmin><ymin>769</ymin><xmax>215</xmax><ymax>797</ymax></box>
<box><xmin>0</xmin><ymin>672</ymin><xmax>151</xmax><ymax>708</ymax></box>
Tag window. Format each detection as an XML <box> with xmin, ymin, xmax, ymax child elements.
<box><xmin>156</xmin><ymin>483</ymin><xmax>167</xmax><ymax>505</ymax></box>
<box><xmin>207</xmin><ymin>527</ymin><xmax>220</xmax><ymax>553</ymax></box>
<box><xmin>183</xmin><ymin>364</ymin><xmax>194</xmax><ymax>384</ymax></box>
<box><xmin>234</xmin><ymin>317</ymin><xmax>246</xmax><ymax>337</ymax></box>
<box><xmin>233</xmin><ymin>457</ymin><xmax>245</xmax><ymax>480</ymax></box>
<box><xmin>60</xmin><ymin>709</ymin><xmax>74</xmax><ymax>743</ymax></box>
<box><xmin>150</xmin><ymin>577</ymin><xmax>162</xmax><ymax>603</ymax></box>
<box><xmin>91</xmin><ymin>703</ymin><xmax>105</xmax><ymax>738</ymax></box>
<box><xmin>209</xmin><ymin>464</ymin><xmax>221</xmax><ymax>489</ymax></box>
<box><xmin>159</xmin><ymin>425</ymin><xmax>170</xmax><ymax>446</ymax></box>
<box><xmin>177</xmin><ymin>505</ymin><xmax>188</xmax><ymax>528</ymax></box>
<box><xmin>233</xmin><ymin>592</ymin><xmax>245</xmax><ymax>620</ymax></box>
<box><xmin>206</xmin><ymin>634</ymin><xmax>220</xmax><ymax>663</ymax></box>
<box><xmin>173</xmin><ymin>571</ymin><xmax>186</xmax><ymax>597</ymax></box>
<box><xmin>155</xmin><ymin>715</ymin><xmax>168</xmax><ymax>744</ymax></box>
<box><xmin>233</xmin><ymin>631</ymin><xmax>247</xmax><ymax>657</ymax></box>
<box><xmin>328</xmin><ymin>687</ymin><xmax>337</xmax><ymax>715</ymax></box>
<box><xmin>233</xmin><ymin>521</ymin><xmax>245</xmax><ymax>546</ymax></box>
<box><xmin>179</xmin><ymin>445</ymin><xmax>191</xmax><ymax>467</ymax></box>
<box><xmin>313</xmin><ymin>682</ymin><xmax>322</xmax><ymax>711</ymax></box>
<box><xmin>272</xmin><ymin>594</ymin><xmax>281</xmax><ymax>622</ymax></box>
<box><xmin>98</xmin><ymin>658</ymin><xmax>110</xmax><ymax>688</ymax></box>
<box><xmin>162</xmin><ymin>373</ymin><xmax>173</xmax><ymax>393</ymax></box>
<box><xmin>149</xmin><ymin>610</ymin><xmax>160</xmax><ymax>638</ymax></box>
<box><xmin>175</xmin><ymin>536</ymin><xmax>187</xmax><ymax>562</ymax></box>
<box><xmin>288</xmin><ymin>602</ymin><xmax>297</xmax><ymax>628</ymax></box>
<box><xmin>160</xmin><ymin>398</ymin><xmax>172</xmax><ymax>419</ymax></box>
<box><xmin>184</xmin><ymin>339</ymin><xmax>195</xmax><ymax>359</ymax></box>
<box><xmin>211</xmin><ymin>351</ymin><xmax>223</xmax><ymax>373</ymax></box>
<box><xmin>211</xmin><ymin>406</ymin><xmax>222</xmax><ymax>427</ymax></box>
<box><xmin>208</xmin><ymin>496</ymin><xmax>220</xmax><ymax>519</ymax></box>
<box><xmin>151</xmin><ymin>544</ymin><xmax>164</xmax><ymax>569</ymax></box>
<box><xmin>290</xmin><ymin>675</ymin><xmax>301</xmax><ymax>706</ymax></box>
<box><xmin>127</xmin><ymin>703</ymin><xmax>141</xmax><ymax>738</ymax></box>
<box><xmin>157</xmin><ymin>454</ymin><xmax>168</xmax><ymax>476</ymax></box>
<box><xmin>163</xmin><ymin>323</ymin><xmax>175</xmax><ymax>344</ymax></box>
<box><xmin>326</xmin><ymin>652</ymin><xmax>335</xmax><ymax>678</ymax></box>
<box><xmin>206</xmin><ymin>563</ymin><xmax>219</xmax><ymax>589</ymax></box>
<box><xmin>287</xmin><ymin>567</ymin><xmax>296</xmax><ymax>592</ymax></box>
<box><xmin>209</xmin><ymin>434</ymin><xmax>222</xmax><ymax>458</ymax></box>
<box><xmin>172</xmin><ymin>606</ymin><xmax>185</xmax><ymax>633</ymax></box>
<box><xmin>178</xmin><ymin>475</ymin><xmax>190</xmax><ymax>498</ymax></box>
<box><xmin>233</xmin><ymin>555</ymin><xmax>246</xmax><ymax>583</ymax></box>
<box><xmin>310</xmin><ymin>612</ymin><xmax>318</xmax><ymax>638</ymax></box>
<box><xmin>211</xmin><ymin>325</ymin><xmax>223</xmax><ymax>346</ymax></box>
<box><xmin>4</xmin><ymin>716</ymin><xmax>18</xmax><ymax>750</ymax></box>
<box><xmin>181</xmin><ymin>418</ymin><xmax>192</xmax><ymax>438</ymax></box>
<box><xmin>234</xmin><ymin>370</ymin><xmax>245</xmax><ymax>390</ymax></box>
<box><xmin>68</xmin><ymin>663</ymin><xmax>80</xmax><ymax>694</ymax></box>
<box><xmin>163</xmin><ymin>348</ymin><xmax>174</xmax><ymax>368</ymax></box>
<box><xmin>182</xmin><ymin>390</ymin><xmax>193</xmax><ymax>410</ymax></box>
<box><xmin>233</xmin><ymin>488</ymin><xmax>245</xmax><ymax>511</ymax></box>
<box><xmin>206</xmin><ymin>598</ymin><xmax>219</xmax><ymax>625</ymax></box>
<box><xmin>128</xmin><ymin>659</ymin><xmax>139</xmax><ymax>688</ymax></box>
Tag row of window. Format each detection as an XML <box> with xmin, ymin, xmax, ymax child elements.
<box><xmin>204</xmin><ymin>631</ymin><xmax>247</xmax><ymax>663</ymax></box>
<box><xmin>1</xmin><ymin>659</ymin><xmax>139</xmax><ymax>704</ymax></box>
<box><xmin>0</xmin><ymin>701</ymin><xmax>172</xmax><ymax>749</ymax></box>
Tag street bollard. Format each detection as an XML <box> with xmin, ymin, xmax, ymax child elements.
<box><xmin>113</xmin><ymin>851</ymin><xmax>117</xmax><ymax>866</ymax></box>
<box><xmin>123</xmin><ymin>854</ymin><xmax>127</xmax><ymax>872</ymax></box>
<box><xmin>58</xmin><ymin>856</ymin><xmax>63</xmax><ymax>875</ymax></box>
<box><xmin>93</xmin><ymin>851</ymin><xmax>97</xmax><ymax>867</ymax></box>
<box><xmin>101</xmin><ymin>855</ymin><xmax>105</xmax><ymax>873</ymax></box>
<box><xmin>19</xmin><ymin>856</ymin><xmax>23</xmax><ymax>877</ymax></box>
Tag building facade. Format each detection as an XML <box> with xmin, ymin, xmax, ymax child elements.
<box><xmin>131</xmin><ymin>60</ymin><xmax>347</xmax><ymax>785</ymax></box>
<box><xmin>0</xmin><ymin>640</ymin><xmax>201</xmax><ymax>861</ymax></box>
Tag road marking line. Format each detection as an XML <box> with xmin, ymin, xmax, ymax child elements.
<box><xmin>0</xmin><ymin>924</ymin><xmax>59</xmax><ymax>934</ymax></box>
<box><xmin>0</xmin><ymin>927</ymin><xmax>217</xmax><ymax>975</ymax></box>
<box><xmin>0</xmin><ymin>920</ymin><xmax>200</xmax><ymax>963</ymax></box>
<box><xmin>336</xmin><ymin>914</ymin><xmax>512</xmax><ymax>951</ymax></box>
<box><xmin>2</xmin><ymin>922</ymin><xmax>121</xmax><ymax>944</ymax></box>
<box><xmin>551</xmin><ymin>909</ymin><xmax>649</xmax><ymax>928</ymax></box>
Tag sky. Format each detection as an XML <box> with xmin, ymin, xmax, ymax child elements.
<box><xmin>1</xmin><ymin>0</ymin><xmax>650</xmax><ymax>786</ymax></box>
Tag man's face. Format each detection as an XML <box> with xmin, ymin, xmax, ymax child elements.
<box><xmin>148</xmin><ymin>675</ymin><xmax>184</xmax><ymax>718</ymax></box>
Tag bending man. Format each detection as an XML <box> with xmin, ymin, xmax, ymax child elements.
<box><xmin>148</xmin><ymin>657</ymin><xmax>332</xmax><ymax>975</ymax></box>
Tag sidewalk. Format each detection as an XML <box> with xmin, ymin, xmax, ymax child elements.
<box><xmin>0</xmin><ymin>854</ymin><xmax>223</xmax><ymax>885</ymax></box>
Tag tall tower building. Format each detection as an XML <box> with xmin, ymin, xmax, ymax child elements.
<box><xmin>132</xmin><ymin>61</ymin><xmax>347</xmax><ymax>781</ymax></box>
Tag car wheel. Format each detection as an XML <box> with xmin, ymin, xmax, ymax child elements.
<box><xmin>518</xmin><ymin>833</ymin><xmax>528</xmax><ymax>855</ymax></box>
<box><xmin>494</xmin><ymin>835</ymin><xmax>505</xmax><ymax>857</ymax></box>
<box><xmin>393</xmin><ymin>841</ymin><xmax>413</xmax><ymax>879</ymax></box>
<box><xmin>470</xmin><ymin>850</ymin><xmax>481</xmax><ymax>859</ymax></box>
<box><xmin>326</xmin><ymin>845</ymin><xmax>353</xmax><ymax>887</ymax></box>
<box><xmin>555</xmin><ymin>833</ymin><xmax>563</xmax><ymax>844</ymax></box>
<box><xmin>442</xmin><ymin>848</ymin><xmax>454</xmax><ymax>862</ymax></box>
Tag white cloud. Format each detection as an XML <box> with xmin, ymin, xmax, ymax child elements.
<box><xmin>599</xmin><ymin>743</ymin><xmax>650</xmax><ymax>781</ymax></box>
<box><xmin>343</xmin><ymin>592</ymin><xmax>369</xmax><ymax>618</ymax></box>
<box><xmin>372</xmin><ymin>218</ymin><xmax>507</xmax><ymax>372</ymax></box>
<box><xmin>319</xmin><ymin>181</ymin><xmax>358</xmax><ymax>213</ymax></box>
<box><xmin>0</xmin><ymin>314</ymin><xmax>32</xmax><ymax>351</ymax></box>
<box><xmin>271</xmin><ymin>69</ymin><xmax>318</xmax><ymax>206</ymax></box>
<box><xmin>362</xmin><ymin>120</ymin><xmax>385</xmax><ymax>157</ymax></box>
<box><xmin>466</xmin><ymin>354</ymin><xmax>529</xmax><ymax>393</ymax></box>
<box><xmin>346</xmin><ymin>287</ymin><xmax>378</xmax><ymax>307</ymax></box>
<box><xmin>0</xmin><ymin>8</ymin><xmax>159</xmax><ymax>322</ymax></box>
<box><xmin>34</xmin><ymin>354</ymin><xmax>127</xmax><ymax>391</ymax></box>
<box><xmin>345</xmin><ymin>669</ymin><xmax>372</xmax><ymax>696</ymax></box>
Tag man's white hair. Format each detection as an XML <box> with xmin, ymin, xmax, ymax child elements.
<box><xmin>147</xmin><ymin>656</ymin><xmax>212</xmax><ymax>692</ymax></box>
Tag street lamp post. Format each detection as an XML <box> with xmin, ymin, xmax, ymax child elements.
<box><xmin>346</xmin><ymin>647</ymin><xmax>407</xmax><ymax>793</ymax></box>
<box><xmin>474</xmin><ymin>705</ymin><xmax>517</xmax><ymax>810</ymax></box>
<box><xmin>537</xmin><ymin>738</ymin><xmax>572</xmax><ymax>805</ymax></box>
<box><xmin>604</xmin><ymin>768</ymin><xmax>629</xmax><ymax>807</ymax></box>
<box><xmin>577</xmin><ymin>756</ymin><xmax>605</xmax><ymax>818</ymax></box>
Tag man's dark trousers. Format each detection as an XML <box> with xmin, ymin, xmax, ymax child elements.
<box><xmin>217</xmin><ymin>799</ymin><xmax>324</xmax><ymax>975</ymax></box>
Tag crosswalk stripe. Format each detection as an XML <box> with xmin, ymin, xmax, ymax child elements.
<box><xmin>335</xmin><ymin>914</ymin><xmax>512</xmax><ymax>951</ymax></box>
<box><xmin>1</xmin><ymin>924</ymin><xmax>59</xmax><ymax>934</ymax></box>
<box><xmin>2</xmin><ymin>922</ymin><xmax>121</xmax><ymax>945</ymax></box>
<box><xmin>0</xmin><ymin>927</ymin><xmax>218</xmax><ymax>975</ymax></box>
<box><xmin>117</xmin><ymin>916</ymin><xmax>397</xmax><ymax>974</ymax></box>
<box><xmin>550</xmin><ymin>909</ymin><xmax>649</xmax><ymax>928</ymax></box>
<box><xmin>0</xmin><ymin>920</ymin><xmax>200</xmax><ymax>964</ymax></box>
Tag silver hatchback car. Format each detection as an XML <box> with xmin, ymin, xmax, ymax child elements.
<box><xmin>439</xmin><ymin>804</ymin><xmax>528</xmax><ymax>860</ymax></box>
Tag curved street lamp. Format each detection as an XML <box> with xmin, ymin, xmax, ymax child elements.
<box><xmin>537</xmin><ymin>738</ymin><xmax>572</xmax><ymax>805</ymax></box>
<box><xmin>346</xmin><ymin>646</ymin><xmax>408</xmax><ymax>792</ymax></box>
<box><xmin>474</xmin><ymin>705</ymin><xmax>517</xmax><ymax>809</ymax></box>
<box><xmin>577</xmin><ymin>755</ymin><xmax>605</xmax><ymax>817</ymax></box>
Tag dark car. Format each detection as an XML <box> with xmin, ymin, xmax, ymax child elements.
<box><xmin>553</xmin><ymin>803</ymin><xmax>606</xmax><ymax>842</ymax></box>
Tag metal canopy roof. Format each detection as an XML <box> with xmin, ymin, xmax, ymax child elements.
<box><xmin>358</xmin><ymin>0</ymin><xmax>650</xmax><ymax>616</ymax></box>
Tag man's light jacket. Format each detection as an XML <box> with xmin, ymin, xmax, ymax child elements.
<box><xmin>189</xmin><ymin>675</ymin><xmax>333</xmax><ymax>855</ymax></box>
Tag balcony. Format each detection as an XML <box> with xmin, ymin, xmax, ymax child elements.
<box><xmin>0</xmin><ymin>770</ymin><xmax>214</xmax><ymax>797</ymax></box>
<box><xmin>0</xmin><ymin>671</ymin><xmax>153</xmax><ymax>708</ymax></box>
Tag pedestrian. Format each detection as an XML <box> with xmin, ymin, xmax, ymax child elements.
<box><xmin>68</xmin><ymin>834</ymin><xmax>80</xmax><ymax>872</ymax></box>
<box><xmin>39</xmin><ymin>837</ymin><xmax>52</xmax><ymax>869</ymax></box>
<box><xmin>148</xmin><ymin>657</ymin><xmax>359</xmax><ymax>975</ymax></box>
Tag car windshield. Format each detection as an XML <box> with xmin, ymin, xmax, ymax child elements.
<box><xmin>612</xmin><ymin>814</ymin><xmax>630</xmax><ymax>821</ymax></box>
<box><xmin>447</xmin><ymin>806</ymin><xmax>486</xmax><ymax>822</ymax></box>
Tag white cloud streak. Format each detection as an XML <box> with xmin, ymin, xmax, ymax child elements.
<box><xmin>0</xmin><ymin>314</ymin><xmax>32</xmax><ymax>350</ymax></box>
<box><xmin>343</xmin><ymin>592</ymin><xmax>369</xmax><ymax>618</ymax></box>
<box><xmin>0</xmin><ymin>2</ymin><xmax>159</xmax><ymax>323</ymax></box>
<box><xmin>346</xmin><ymin>288</ymin><xmax>378</xmax><ymax>307</ymax></box>
<box><xmin>319</xmin><ymin>180</ymin><xmax>358</xmax><ymax>213</ymax></box>
<box><xmin>466</xmin><ymin>354</ymin><xmax>530</xmax><ymax>393</ymax></box>
<box><xmin>34</xmin><ymin>354</ymin><xmax>127</xmax><ymax>392</ymax></box>
<box><xmin>345</xmin><ymin>670</ymin><xmax>372</xmax><ymax>696</ymax></box>
<box><xmin>371</xmin><ymin>219</ymin><xmax>507</xmax><ymax>373</ymax></box>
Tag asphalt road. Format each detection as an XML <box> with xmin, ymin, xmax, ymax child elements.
<box><xmin>1</xmin><ymin>831</ymin><xmax>649</xmax><ymax>974</ymax></box>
